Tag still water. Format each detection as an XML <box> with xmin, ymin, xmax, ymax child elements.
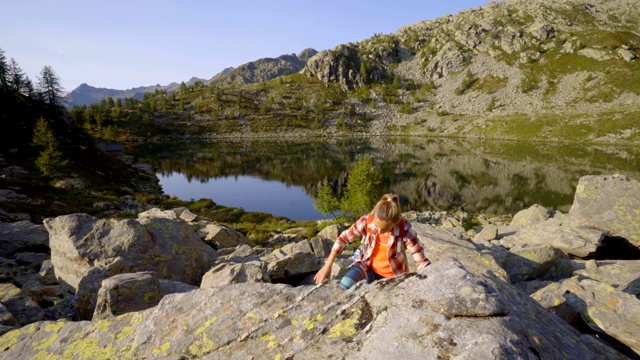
<box><xmin>133</xmin><ymin>138</ymin><xmax>640</xmax><ymax>221</ymax></box>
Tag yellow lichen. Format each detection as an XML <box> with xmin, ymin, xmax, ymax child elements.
<box><xmin>275</xmin><ymin>355</ymin><xmax>282</xmax><ymax>360</ymax></box>
<box><xmin>246</xmin><ymin>313</ymin><xmax>260</xmax><ymax>322</ymax></box>
<box><xmin>31</xmin><ymin>350</ymin><xmax>55</xmax><ymax>360</ymax></box>
<box><xmin>303</xmin><ymin>317</ymin><xmax>316</xmax><ymax>330</ymax></box>
<box><xmin>189</xmin><ymin>334</ymin><xmax>215</xmax><ymax>357</ymax></box>
<box><xmin>90</xmin><ymin>319</ymin><xmax>112</xmax><ymax>334</ymax></box>
<box><xmin>117</xmin><ymin>326</ymin><xmax>135</xmax><ymax>341</ymax></box>
<box><xmin>327</xmin><ymin>318</ymin><xmax>358</xmax><ymax>338</ymax></box>
<box><xmin>32</xmin><ymin>322</ymin><xmax>65</xmax><ymax>350</ymax></box>
<box><xmin>61</xmin><ymin>337</ymin><xmax>117</xmax><ymax>360</ymax></box>
<box><xmin>152</xmin><ymin>341</ymin><xmax>171</xmax><ymax>355</ymax></box>
<box><xmin>195</xmin><ymin>316</ymin><xmax>219</xmax><ymax>335</ymax></box>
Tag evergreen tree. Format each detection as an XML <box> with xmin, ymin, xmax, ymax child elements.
<box><xmin>314</xmin><ymin>179</ymin><xmax>340</xmax><ymax>219</ymax></box>
<box><xmin>36</xmin><ymin>65</ymin><xmax>64</xmax><ymax>106</ymax></box>
<box><xmin>8</xmin><ymin>58</ymin><xmax>27</xmax><ymax>93</ymax></box>
<box><xmin>315</xmin><ymin>157</ymin><xmax>383</xmax><ymax>221</ymax></box>
<box><xmin>32</xmin><ymin>117</ymin><xmax>68</xmax><ymax>176</ymax></box>
<box><xmin>0</xmin><ymin>48</ymin><xmax>8</xmax><ymax>90</ymax></box>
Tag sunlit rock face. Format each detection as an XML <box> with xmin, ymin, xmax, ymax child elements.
<box><xmin>0</xmin><ymin>258</ymin><xmax>626</xmax><ymax>359</ymax></box>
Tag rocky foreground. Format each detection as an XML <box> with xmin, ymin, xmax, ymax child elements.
<box><xmin>1</xmin><ymin>174</ymin><xmax>639</xmax><ymax>359</ymax></box>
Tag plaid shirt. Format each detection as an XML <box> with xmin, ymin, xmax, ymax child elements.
<box><xmin>332</xmin><ymin>214</ymin><xmax>431</xmax><ymax>277</ymax></box>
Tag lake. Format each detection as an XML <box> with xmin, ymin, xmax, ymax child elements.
<box><xmin>131</xmin><ymin>138</ymin><xmax>640</xmax><ymax>221</ymax></box>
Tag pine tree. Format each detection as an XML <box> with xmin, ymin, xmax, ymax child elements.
<box><xmin>36</xmin><ymin>65</ymin><xmax>64</xmax><ymax>106</ymax></box>
<box><xmin>8</xmin><ymin>58</ymin><xmax>27</xmax><ymax>93</ymax></box>
<box><xmin>314</xmin><ymin>179</ymin><xmax>340</xmax><ymax>219</ymax></box>
<box><xmin>0</xmin><ymin>48</ymin><xmax>8</xmax><ymax>90</ymax></box>
<box><xmin>32</xmin><ymin>117</ymin><xmax>68</xmax><ymax>176</ymax></box>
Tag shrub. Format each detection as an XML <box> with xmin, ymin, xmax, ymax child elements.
<box><xmin>487</xmin><ymin>96</ymin><xmax>496</xmax><ymax>112</ymax></box>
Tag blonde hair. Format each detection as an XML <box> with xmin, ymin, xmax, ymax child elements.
<box><xmin>372</xmin><ymin>193</ymin><xmax>402</xmax><ymax>224</ymax></box>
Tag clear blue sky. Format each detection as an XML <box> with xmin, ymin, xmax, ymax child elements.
<box><xmin>1</xmin><ymin>0</ymin><xmax>491</xmax><ymax>92</ymax></box>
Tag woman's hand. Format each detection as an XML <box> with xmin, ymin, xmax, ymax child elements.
<box><xmin>314</xmin><ymin>263</ymin><xmax>332</xmax><ymax>285</ymax></box>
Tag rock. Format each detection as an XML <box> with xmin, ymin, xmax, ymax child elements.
<box><xmin>158</xmin><ymin>279</ymin><xmax>198</xmax><ymax>295</ymax></box>
<box><xmin>0</xmin><ymin>283</ymin><xmax>44</xmax><ymax>326</ymax></box>
<box><xmin>0</xmin><ymin>257</ymin><xmax>37</xmax><ymax>285</ymax></box>
<box><xmin>473</xmin><ymin>224</ymin><xmax>498</xmax><ymax>242</ymax></box>
<box><xmin>502</xmin><ymin>244</ymin><xmax>573</xmax><ymax>283</ymax></box>
<box><xmin>200</xmin><ymin>261</ymin><xmax>265</xmax><ymax>288</ymax></box>
<box><xmin>510</xmin><ymin>204</ymin><xmax>550</xmax><ymax>228</ymax></box>
<box><xmin>424</xmin><ymin>43</ymin><xmax>467</xmax><ymax>80</ymax></box>
<box><xmin>44</xmin><ymin>213</ymin><xmax>217</xmax><ymax>319</ymax></box>
<box><xmin>0</xmin><ymin>189</ymin><xmax>29</xmax><ymax>201</ymax></box>
<box><xmin>618</xmin><ymin>48</ymin><xmax>636</xmax><ymax>62</ymax></box>
<box><xmin>0</xmin><ymin>303</ymin><xmax>17</xmax><ymax>326</ymax></box>
<box><xmin>197</xmin><ymin>223</ymin><xmax>250</xmax><ymax>249</ymax></box>
<box><xmin>0</xmin><ymin>221</ymin><xmax>49</xmax><ymax>256</ymax></box>
<box><xmin>38</xmin><ymin>260</ymin><xmax>57</xmax><ymax>285</ymax></box>
<box><xmin>0</xmin><ymin>166</ymin><xmax>28</xmax><ymax>178</ymax></box>
<box><xmin>218</xmin><ymin>244</ymin><xmax>260</xmax><ymax>263</ymax></box>
<box><xmin>14</xmin><ymin>252</ymin><xmax>49</xmax><ymax>270</ymax></box>
<box><xmin>441</xmin><ymin>217</ymin><xmax>465</xmax><ymax>238</ymax></box>
<box><xmin>528</xmin><ymin>22</ymin><xmax>555</xmax><ymax>40</ymax></box>
<box><xmin>317</xmin><ymin>224</ymin><xmax>341</xmax><ymax>240</ymax></box>
<box><xmin>93</xmin><ymin>272</ymin><xmax>163</xmax><ymax>320</ymax></box>
<box><xmin>577</xmin><ymin>48</ymin><xmax>611</xmax><ymax>61</ymax></box>
<box><xmin>566</xmin><ymin>174</ymin><xmax>640</xmax><ymax>247</ymax></box>
<box><xmin>499</xmin><ymin>226</ymin><xmax>604</xmax><ymax>258</ymax></box>
<box><xmin>532</xmin><ymin>276</ymin><xmax>640</xmax><ymax>356</ymax></box>
<box><xmin>279</xmin><ymin>239</ymin><xmax>313</xmax><ymax>255</ymax></box>
<box><xmin>266</xmin><ymin>252</ymin><xmax>324</xmax><ymax>283</ymax></box>
<box><xmin>267</xmin><ymin>233</ymin><xmax>303</xmax><ymax>247</ymax></box>
<box><xmin>53</xmin><ymin>178</ymin><xmax>88</xmax><ymax>189</ymax></box>
<box><xmin>20</xmin><ymin>278</ymin><xmax>64</xmax><ymax>309</ymax></box>
<box><xmin>412</xmin><ymin>222</ymin><xmax>508</xmax><ymax>281</ymax></box>
<box><xmin>309</xmin><ymin>237</ymin><xmax>333</xmax><ymax>258</ymax></box>
<box><xmin>0</xmin><ymin>258</ymin><xmax>626</xmax><ymax>359</ymax></box>
<box><xmin>572</xmin><ymin>260</ymin><xmax>640</xmax><ymax>298</ymax></box>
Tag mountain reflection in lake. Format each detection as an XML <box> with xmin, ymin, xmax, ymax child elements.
<box><xmin>132</xmin><ymin>138</ymin><xmax>640</xmax><ymax>221</ymax></box>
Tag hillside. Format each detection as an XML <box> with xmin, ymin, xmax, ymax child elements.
<box><xmin>70</xmin><ymin>0</ymin><xmax>639</xmax><ymax>145</ymax></box>
<box><xmin>208</xmin><ymin>48</ymin><xmax>318</xmax><ymax>87</ymax></box>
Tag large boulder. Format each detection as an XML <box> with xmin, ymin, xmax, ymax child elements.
<box><xmin>44</xmin><ymin>212</ymin><xmax>217</xmax><ymax>319</ymax></box>
<box><xmin>502</xmin><ymin>244</ymin><xmax>573</xmax><ymax>283</ymax></box>
<box><xmin>197</xmin><ymin>223</ymin><xmax>251</xmax><ymax>249</ymax></box>
<box><xmin>532</xmin><ymin>276</ymin><xmax>640</xmax><ymax>356</ymax></box>
<box><xmin>499</xmin><ymin>226</ymin><xmax>604</xmax><ymax>258</ymax></box>
<box><xmin>93</xmin><ymin>271</ymin><xmax>197</xmax><ymax>320</ymax></box>
<box><xmin>509</xmin><ymin>204</ymin><xmax>550</xmax><ymax>228</ymax></box>
<box><xmin>0</xmin><ymin>258</ymin><xmax>626</xmax><ymax>359</ymax></box>
<box><xmin>424</xmin><ymin>43</ymin><xmax>467</xmax><ymax>80</ymax></box>
<box><xmin>566</xmin><ymin>174</ymin><xmax>640</xmax><ymax>247</ymax></box>
<box><xmin>200</xmin><ymin>261</ymin><xmax>265</xmax><ymax>288</ymax></box>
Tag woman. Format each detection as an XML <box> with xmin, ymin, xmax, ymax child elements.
<box><xmin>314</xmin><ymin>194</ymin><xmax>431</xmax><ymax>289</ymax></box>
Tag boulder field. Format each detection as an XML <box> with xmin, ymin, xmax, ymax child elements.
<box><xmin>0</xmin><ymin>174</ymin><xmax>639</xmax><ymax>359</ymax></box>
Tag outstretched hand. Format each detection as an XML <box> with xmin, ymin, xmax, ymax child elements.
<box><xmin>314</xmin><ymin>264</ymin><xmax>332</xmax><ymax>285</ymax></box>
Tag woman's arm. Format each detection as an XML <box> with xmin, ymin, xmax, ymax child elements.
<box><xmin>403</xmin><ymin>223</ymin><xmax>431</xmax><ymax>270</ymax></box>
<box><xmin>314</xmin><ymin>215</ymin><xmax>369</xmax><ymax>284</ymax></box>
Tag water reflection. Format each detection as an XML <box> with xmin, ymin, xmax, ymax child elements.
<box><xmin>132</xmin><ymin>138</ymin><xmax>640</xmax><ymax>219</ymax></box>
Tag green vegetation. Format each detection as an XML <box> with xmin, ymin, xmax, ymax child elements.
<box><xmin>455</xmin><ymin>70</ymin><xmax>478</xmax><ymax>95</ymax></box>
<box><xmin>315</xmin><ymin>157</ymin><xmax>383</xmax><ymax>221</ymax></box>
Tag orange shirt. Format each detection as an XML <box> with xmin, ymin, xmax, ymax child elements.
<box><xmin>370</xmin><ymin>232</ymin><xmax>395</xmax><ymax>278</ymax></box>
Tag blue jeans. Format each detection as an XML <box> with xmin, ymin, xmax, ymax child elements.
<box><xmin>339</xmin><ymin>266</ymin><xmax>384</xmax><ymax>290</ymax></box>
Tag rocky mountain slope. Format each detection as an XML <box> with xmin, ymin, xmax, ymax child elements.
<box><xmin>209</xmin><ymin>48</ymin><xmax>318</xmax><ymax>87</ymax></box>
<box><xmin>303</xmin><ymin>0</ymin><xmax>639</xmax><ymax>142</ymax></box>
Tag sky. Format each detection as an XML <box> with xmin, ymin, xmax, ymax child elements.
<box><xmin>1</xmin><ymin>0</ymin><xmax>491</xmax><ymax>92</ymax></box>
